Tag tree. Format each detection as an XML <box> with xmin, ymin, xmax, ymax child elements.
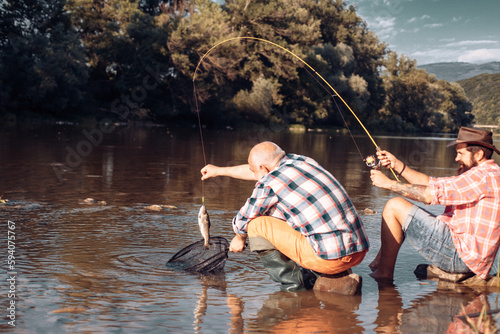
<box><xmin>223</xmin><ymin>0</ymin><xmax>323</xmax><ymax>126</ymax></box>
<box><xmin>66</xmin><ymin>0</ymin><xmax>178</xmax><ymax>120</ymax></box>
<box><xmin>0</xmin><ymin>0</ymin><xmax>88</xmax><ymax>117</ymax></box>
<box><xmin>304</xmin><ymin>0</ymin><xmax>386</xmax><ymax>127</ymax></box>
<box><xmin>168</xmin><ymin>0</ymin><xmax>242</xmax><ymax>123</ymax></box>
<box><xmin>173</xmin><ymin>0</ymin><xmax>388</xmax><ymax>128</ymax></box>
<box><xmin>377</xmin><ymin>51</ymin><xmax>473</xmax><ymax>133</ymax></box>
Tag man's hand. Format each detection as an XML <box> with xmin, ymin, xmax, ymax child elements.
<box><xmin>201</xmin><ymin>164</ymin><xmax>220</xmax><ymax>180</ymax></box>
<box><xmin>376</xmin><ymin>150</ymin><xmax>402</xmax><ymax>171</ymax></box>
<box><xmin>229</xmin><ymin>234</ymin><xmax>247</xmax><ymax>253</ymax></box>
<box><xmin>371</xmin><ymin>169</ymin><xmax>394</xmax><ymax>189</ymax></box>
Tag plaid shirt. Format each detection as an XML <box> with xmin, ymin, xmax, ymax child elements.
<box><xmin>429</xmin><ymin>160</ymin><xmax>500</xmax><ymax>278</ymax></box>
<box><xmin>232</xmin><ymin>154</ymin><xmax>369</xmax><ymax>259</ymax></box>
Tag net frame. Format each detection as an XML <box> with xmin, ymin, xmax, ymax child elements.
<box><xmin>167</xmin><ymin>237</ymin><xmax>229</xmax><ymax>273</ymax></box>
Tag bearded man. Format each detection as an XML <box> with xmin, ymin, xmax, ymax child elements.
<box><xmin>369</xmin><ymin>127</ymin><xmax>500</xmax><ymax>280</ymax></box>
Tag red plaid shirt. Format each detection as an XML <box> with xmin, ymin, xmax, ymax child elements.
<box><xmin>429</xmin><ymin>160</ymin><xmax>500</xmax><ymax>278</ymax></box>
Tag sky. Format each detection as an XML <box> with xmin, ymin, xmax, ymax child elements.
<box><xmin>351</xmin><ymin>0</ymin><xmax>500</xmax><ymax>65</ymax></box>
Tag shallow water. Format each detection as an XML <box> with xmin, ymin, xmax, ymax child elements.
<box><xmin>1</xmin><ymin>124</ymin><xmax>500</xmax><ymax>333</ymax></box>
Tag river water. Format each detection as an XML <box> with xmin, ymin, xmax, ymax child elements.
<box><xmin>1</xmin><ymin>123</ymin><xmax>500</xmax><ymax>333</ymax></box>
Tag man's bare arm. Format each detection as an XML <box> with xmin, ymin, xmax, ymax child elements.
<box><xmin>389</xmin><ymin>182</ymin><xmax>432</xmax><ymax>204</ymax></box>
<box><xmin>371</xmin><ymin>169</ymin><xmax>433</xmax><ymax>204</ymax></box>
<box><xmin>201</xmin><ymin>164</ymin><xmax>256</xmax><ymax>181</ymax></box>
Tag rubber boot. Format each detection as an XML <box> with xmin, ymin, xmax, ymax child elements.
<box><xmin>301</xmin><ymin>267</ymin><xmax>321</xmax><ymax>290</ymax></box>
<box><xmin>249</xmin><ymin>236</ymin><xmax>315</xmax><ymax>291</ymax></box>
<box><xmin>258</xmin><ymin>250</ymin><xmax>306</xmax><ymax>292</ymax></box>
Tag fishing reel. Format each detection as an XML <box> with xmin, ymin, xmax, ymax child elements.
<box><xmin>364</xmin><ymin>155</ymin><xmax>380</xmax><ymax>169</ymax></box>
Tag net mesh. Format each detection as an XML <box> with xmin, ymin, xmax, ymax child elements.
<box><xmin>166</xmin><ymin>237</ymin><xmax>229</xmax><ymax>274</ymax></box>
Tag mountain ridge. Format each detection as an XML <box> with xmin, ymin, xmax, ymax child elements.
<box><xmin>457</xmin><ymin>73</ymin><xmax>500</xmax><ymax>127</ymax></box>
<box><xmin>418</xmin><ymin>61</ymin><xmax>500</xmax><ymax>82</ymax></box>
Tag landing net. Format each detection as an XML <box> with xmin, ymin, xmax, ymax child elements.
<box><xmin>166</xmin><ymin>237</ymin><xmax>230</xmax><ymax>274</ymax></box>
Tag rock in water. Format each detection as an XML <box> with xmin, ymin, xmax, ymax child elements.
<box><xmin>313</xmin><ymin>269</ymin><xmax>362</xmax><ymax>295</ymax></box>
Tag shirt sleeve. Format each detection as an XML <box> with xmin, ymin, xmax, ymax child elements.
<box><xmin>232</xmin><ymin>183</ymin><xmax>279</xmax><ymax>235</ymax></box>
<box><xmin>429</xmin><ymin>171</ymin><xmax>486</xmax><ymax>206</ymax></box>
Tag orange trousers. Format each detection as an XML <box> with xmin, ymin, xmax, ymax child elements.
<box><xmin>248</xmin><ymin>216</ymin><xmax>366</xmax><ymax>275</ymax></box>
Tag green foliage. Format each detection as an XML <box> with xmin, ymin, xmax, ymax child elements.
<box><xmin>458</xmin><ymin>73</ymin><xmax>500</xmax><ymax>128</ymax></box>
<box><xmin>0</xmin><ymin>0</ymin><xmax>475</xmax><ymax>133</ymax></box>
<box><xmin>231</xmin><ymin>75</ymin><xmax>274</xmax><ymax>122</ymax></box>
<box><xmin>0</xmin><ymin>0</ymin><xmax>88</xmax><ymax>116</ymax></box>
<box><xmin>376</xmin><ymin>52</ymin><xmax>473</xmax><ymax>133</ymax></box>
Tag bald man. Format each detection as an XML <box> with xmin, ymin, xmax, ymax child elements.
<box><xmin>201</xmin><ymin>142</ymin><xmax>369</xmax><ymax>291</ymax></box>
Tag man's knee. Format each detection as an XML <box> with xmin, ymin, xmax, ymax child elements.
<box><xmin>247</xmin><ymin>217</ymin><xmax>281</xmax><ymax>253</ymax></box>
<box><xmin>248</xmin><ymin>236</ymin><xmax>276</xmax><ymax>252</ymax></box>
<box><xmin>383</xmin><ymin>197</ymin><xmax>414</xmax><ymax>222</ymax></box>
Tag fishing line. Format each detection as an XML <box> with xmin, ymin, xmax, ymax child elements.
<box><xmin>300</xmin><ymin>65</ymin><xmax>365</xmax><ymax>161</ymax></box>
<box><xmin>193</xmin><ymin>83</ymin><xmax>207</xmax><ymax>204</ymax></box>
<box><xmin>193</xmin><ymin>36</ymin><xmax>399</xmax><ymax>183</ymax></box>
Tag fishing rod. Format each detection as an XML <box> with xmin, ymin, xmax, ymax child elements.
<box><xmin>192</xmin><ymin>36</ymin><xmax>400</xmax><ymax>190</ymax></box>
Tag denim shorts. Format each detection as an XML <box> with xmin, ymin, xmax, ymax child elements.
<box><xmin>403</xmin><ymin>205</ymin><xmax>471</xmax><ymax>274</ymax></box>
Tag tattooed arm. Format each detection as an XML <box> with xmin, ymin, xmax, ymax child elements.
<box><xmin>371</xmin><ymin>170</ymin><xmax>432</xmax><ymax>204</ymax></box>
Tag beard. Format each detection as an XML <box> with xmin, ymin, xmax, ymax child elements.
<box><xmin>457</xmin><ymin>157</ymin><xmax>479</xmax><ymax>175</ymax></box>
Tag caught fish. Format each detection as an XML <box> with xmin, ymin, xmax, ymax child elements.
<box><xmin>198</xmin><ymin>205</ymin><xmax>211</xmax><ymax>249</ymax></box>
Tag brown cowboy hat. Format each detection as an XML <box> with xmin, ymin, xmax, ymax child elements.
<box><xmin>447</xmin><ymin>126</ymin><xmax>500</xmax><ymax>155</ymax></box>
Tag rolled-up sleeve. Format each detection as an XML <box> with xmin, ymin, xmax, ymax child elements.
<box><xmin>232</xmin><ymin>184</ymin><xmax>278</xmax><ymax>234</ymax></box>
<box><xmin>429</xmin><ymin>174</ymin><xmax>485</xmax><ymax>206</ymax></box>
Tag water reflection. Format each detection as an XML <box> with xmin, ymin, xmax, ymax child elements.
<box><xmin>227</xmin><ymin>290</ymin><xmax>363</xmax><ymax>333</ymax></box>
<box><xmin>2</xmin><ymin>125</ymin><xmax>500</xmax><ymax>332</ymax></box>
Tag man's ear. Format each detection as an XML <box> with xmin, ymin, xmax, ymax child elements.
<box><xmin>259</xmin><ymin>164</ymin><xmax>270</xmax><ymax>174</ymax></box>
<box><xmin>474</xmin><ymin>149</ymin><xmax>485</xmax><ymax>161</ymax></box>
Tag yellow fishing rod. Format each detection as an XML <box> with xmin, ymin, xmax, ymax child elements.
<box><xmin>193</xmin><ymin>36</ymin><xmax>399</xmax><ymax>181</ymax></box>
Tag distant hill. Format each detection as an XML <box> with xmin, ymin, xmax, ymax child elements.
<box><xmin>418</xmin><ymin>61</ymin><xmax>500</xmax><ymax>82</ymax></box>
<box><xmin>457</xmin><ymin>73</ymin><xmax>500</xmax><ymax>127</ymax></box>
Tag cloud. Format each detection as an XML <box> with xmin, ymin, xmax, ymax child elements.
<box><xmin>408</xmin><ymin>15</ymin><xmax>431</xmax><ymax>23</ymax></box>
<box><xmin>458</xmin><ymin>49</ymin><xmax>500</xmax><ymax>63</ymax></box>
<box><xmin>365</xmin><ymin>16</ymin><xmax>397</xmax><ymax>40</ymax></box>
<box><xmin>424</xmin><ymin>23</ymin><xmax>443</xmax><ymax>29</ymax></box>
<box><xmin>370</xmin><ymin>17</ymin><xmax>396</xmax><ymax>29</ymax></box>
<box><xmin>446</xmin><ymin>40</ymin><xmax>498</xmax><ymax>47</ymax></box>
<box><xmin>412</xmin><ymin>48</ymin><xmax>462</xmax><ymax>64</ymax></box>
<box><xmin>408</xmin><ymin>48</ymin><xmax>500</xmax><ymax>65</ymax></box>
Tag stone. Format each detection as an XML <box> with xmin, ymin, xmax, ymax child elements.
<box><xmin>415</xmin><ymin>264</ymin><xmax>500</xmax><ymax>291</ymax></box>
<box><xmin>82</xmin><ymin>198</ymin><xmax>107</xmax><ymax>205</ymax></box>
<box><xmin>145</xmin><ymin>204</ymin><xmax>177</xmax><ymax>211</ymax></box>
<box><xmin>461</xmin><ymin>275</ymin><xmax>500</xmax><ymax>288</ymax></box>
<box><xmin>363</xmin><ymin>208</ymin><xmax>377</xmax><ymax>214</ymax></box>
<box><xmin>51</xmin><ymin>306</ymin><xmax>88</xmax><ymax>314</ymax></box>
<box><xmin>414</xmin><ymin>264</ymin><xmax>475</xmax><ymax>282</ymax></box>
<box><xmin>313</xmin><ymin>269</ymin><xmax>362</xmax><ymax>296</ymax></box>
<box><xmin>146</xmin><ymin>205</ymin><xmax>163</xmax><ymax>211</ymax></box>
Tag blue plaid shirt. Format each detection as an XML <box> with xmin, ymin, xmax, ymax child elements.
<box><xmin>232</xmin><ymin>154</ymin><xmax>369</xmax><ymax>259</ymax></box>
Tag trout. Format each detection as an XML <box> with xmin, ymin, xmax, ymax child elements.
<box><xmin>198</xmin><ymin>205</ymin><xmax>211</xmax><ymax>249</ymax></box>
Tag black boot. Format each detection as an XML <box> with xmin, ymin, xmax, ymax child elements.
<box><xmin>249</xmin><ymin>236</ymin><xmax>315</xmax><ymax>292</ymax></box>
<box><xmin>258</xmin><ymin>250</ymin><xmax>307</xmax><ymax>292</ymax></box>
<box><xmin>301</xmin><ymin>268</ymin><xmax>320</xmax><ymax>290</ymax></box>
